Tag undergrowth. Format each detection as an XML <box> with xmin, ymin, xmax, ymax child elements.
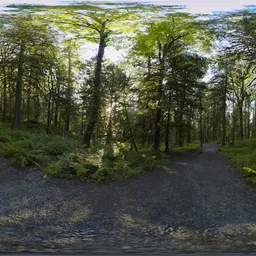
<box><xmin>170</xmin><ymin>143</ymin><xmax>200</xmax><ymax>153</ymax></box>
<box><xmin>219</xmin><ymin>139</ymin><xmax>256</xmax><ymax>183</ymax></box>
<box><xmin>0</xmin><ymin>123</ymin><xmax>167</xmax><ymax>183</ymax></box>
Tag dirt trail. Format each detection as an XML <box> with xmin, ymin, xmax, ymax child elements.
<box><xmin>1</xmin><ymin>144</ymin><xmax>256</xmax><ymax>253</ymax></box>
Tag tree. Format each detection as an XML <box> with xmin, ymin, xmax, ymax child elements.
<box><xmin>2</xmin><ymin>14</ymin><xmax>57</xmax><ymax>129</ymax></box>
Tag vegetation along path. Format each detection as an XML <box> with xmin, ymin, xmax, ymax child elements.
<box><xmin>1</xmin><ymin>144</ymin><xmax>256</xmax><ymax>253</ymax></box>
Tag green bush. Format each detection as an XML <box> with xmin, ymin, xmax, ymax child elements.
<box><xmin>171</xmin><ymin>143</ymin><xmax>200</xmax><ymax>152</ymax></box>
<box><xmin>45</xmin><ymin>151</ymin><xmax>99</xmax><ymax>180</ymax></box>
<box><xmin>0</xmin><ymin>125</ymin><xmax>168</xmax><ymax>182</ymax></box>
<box><xmin>0</xmin><ymin>132</ymin><xmax>11</xmax><ymax>143</ymax></box>
<box><xmin>220</xmin><ymin>139</ymin><xmax>256</xmax><ymax>183</ymax></box>
<box><xmin>0</xmin><ymin>143</ymin><xmax>49</xmax><ymax>168</ymax></box>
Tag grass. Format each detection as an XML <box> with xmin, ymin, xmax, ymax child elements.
<box><xmin>170</xmin><ymin>143</ymin><xmax>200</xmax><ymax>153</ymax></box>
<box><xmin>158</xmin><ymin>143</ymin><xmax>200</xmax><ymax>153</ymax></box>
<box><xmin>219</xmin><ymin>139</ymin><xmax>256</xmax><ymax>183</ymax></box>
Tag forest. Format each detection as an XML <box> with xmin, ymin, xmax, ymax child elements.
<box><xmin>0</xmin><ymin>3</ymin><xmax>255</xmax><ymax>182</ymax></box>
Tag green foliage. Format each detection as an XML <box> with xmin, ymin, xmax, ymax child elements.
<box><xmin>165</xmin><ymin>144</ymin><xmax>200</xmax><ymax>153</ymax></box>
<box><xmin>0</xmin><ymin>125</ymin><xmax>165</xmax><ymax>182</ymax></box>
<box><xmin>0</xmin><ymin>125</ymin><xmax>83</xmax><ymax>169</ymax></box>
<box><xmin>45</xmin><ymin>143</ymin><xmax>165</xmax><ymax>182</ymax></box>
<box><xmin>220</xmin><ymin>139</ymin><xmax>256</xmax><ymax>183</ymax></box>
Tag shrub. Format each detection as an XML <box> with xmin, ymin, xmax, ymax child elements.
<box><xmin>45</xmin><ymin>152</ymin><xmax>99</xmax><ymax>180</ymax></box>
<box><xmin>220</xmin><ymin>139</ymin><xmax>256</xmax><ymax>183</ymax></box>
<box><xmin>0</xmin><ymin>125</ymin><xmax>167</xmax><ymax>182</ymax></box>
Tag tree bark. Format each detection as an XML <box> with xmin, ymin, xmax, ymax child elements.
<box><xmin>165</xmin><ymin>110</ymin><xmax>171</xmax><ymax>153</ymax></box>
<box><xmin>84</xmin><ymin>35</ymin><xmax>106</xmax><ymax>147</ymax></box>
<box><xmin>239</xmin><ymin>103</ymin><xmax>244</xmax><ymax>140</ymax></box>
<box><xmin>47</xmin><ymin>76</ymin><xmax>51</xmax><ymax>128</ymax></box>
<box><xmin>178</xmin><ymin>89</ymin><xmax>186</xmax><ymax>147</ymax></box>
<box><xmin>54</xmin><ymin>83</ymin><xmax>60</xmax><ymax>128</ymax></box>
<box><xmin>12</xmin><ymin>44</ymin><xmax>25</xmax><ymax>129</ymax></box>
<box><xmin>124</xmin><ymin>102</ymin><xmax>139</xmax><ymax>153</ymax></box>
<box><xmin>231</xmin><ymin>101</ymin><xmax>236</xmax><ymax>146</ymax></box>
<box><xmin>221</xmin><ymin>66</ymin><xmax>228</xmax><ymax>146</ymax></box>
<box><xmin>247</xmin><ymin>99</ymin><xmax>250</xmax><ymax>139</ymax></box>
<box><xmin>26</xmin><ymin>82</ymin><xmax>31</xmax><ymax>128</ymax></box>
<box><xmin>154</xmin><ymin>97</ymin><xmax>162</xmax><ymax>151</ymax></box>
<box><xmin>65</xmin><ymin>45</ymin><xmax>72</xmax><ymax>132</ymax></box>
<box><xmin>254</xmin><ymin>102</ymin><xmax>256</xmax><ymax>138</ymax></box>
<box><xmin>2</xmin><ymin>64</ymin><xmax>7</xmax><ymax>122</ymax></box>
<box><xmin>199</xmin><ymin>92</ymin><xmax>203</xmax><ymax>147</ymax></box>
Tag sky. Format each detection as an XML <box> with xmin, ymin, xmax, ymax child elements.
<box><xmin>0</xmin><ymin>0</ymin><xmax>255</xmax><ymax>14</ymax></box>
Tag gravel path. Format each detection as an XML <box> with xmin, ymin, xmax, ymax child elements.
<box><xmin>1</xmin><ymin>144</ymin><xmax>256</xmax><ymax>253</ymax></box>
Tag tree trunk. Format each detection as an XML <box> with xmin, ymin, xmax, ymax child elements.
<box><xmin>154</xmin><ymin>101</ymin><xmax>162</xmax><ymax>151</ymax></box>
<box><xmin>187</xmin><ymin>114</ymin><xmax>191</xmax><ymax>144</ymax></box>
<box><xmin>12</xmin><ymin>44</ymin><xmax>25</xmax><ymax>129</ymax></box>
<box><xmin>54</xmin><ymin>84</ymin><xmax>60</xmax><ymax>128</ymax></box>
<box><xmin>84</xmin><ymin>36</ymin><xmax>106</xmax><ymax>147</ymax></box>
<box><xmin>247</xmin><ymin>99</ymin><xmax>250</xmax><ymax>139</ymax></box>
<box><xmin>221</xmin><ymin>66</ymin><xmax>228</xmax><ymax>146</ymax></box>
<box><xmin>65</xmin><ymin>45</ymin><xmax>72</xmax><ymax>132</ymax></box>
<box><xmin>199</xmin><ymin>92</ymin><xmax>203</xmax><ymax>147</ymax></box>
<box><xmin>165</xmin><ymin>110</ymin><xmax>171</xmax><ymax>153</ymax></box>
<box><xmin>178</xmin><ymin>88</ymin><xmax>186</xmax><ymax>147</ymax></box>
<box><xmin>104</xmin><ymin>112</ymin><xmax>114</xmax><ymax>158</ymax></box>
<box><xmin>47</xmin><ymin>76</ymin><xmax>53</xmax><ymax>128</ymax></box>
<box><xmin>34</xmin><ymin>96</ymin><xmax>40</xmax><ymax>122</ymax></box>
<box><xmin>141</xmin><ymin>118</ymin><xmax>146</xmax><ymax>147</ymax></box>
<box><xmin>2</xmin><ymin>64</ymin><xmax>7</xmax><ymax>122</ymax></box>
<box><xmin>27</xmin><ymin>87</ymin><xmax>31</xmax><ymax>128</ymax></box>
<box><xmin>153</xmin><ymin>73</ymin><xmax>164</xmax><ymax>150</ymax></box>
<box><xmin>124</xmin><ymin>102</ymin><xmax>139</xmax><ymax>153</ymax></box>
<box><xmin>9</xmin><ymin>93</ymin><xmax>12</xmax><ymax>120</ymax></box>
<box><xmin>254</xmin><ymin>102</ymin><xmax>256</xmax><ymax>138</ymax></box>
<box><xmin>239</xmin><ymin>103</ymin><xmax>244</xmax><ymax>140</ymax></box>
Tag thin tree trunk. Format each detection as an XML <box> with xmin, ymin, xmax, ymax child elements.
<box><xmin>187</xmin><ymin>113</ymin><xmax>191</xmax><ymax>144</ymax></box>
<box><xmin>178</xmin><ymin>89</ymin><xmax>185</xmax><ymax>147</ymax></box>
<box><xmin>254</xmin><ymin>102</ymin><xmax>256</xmax><ymax>138</ymax></box>
<box><xmin>165</xmin><ymin>88</ymin><xmax>172</xmax><ymax>153</ymax></box>
<box><xmin>247</xmin><ymin>99</ymin><xmax>250</xmax><ymax>139</ymax></box>
<box><xmin>141</xmin><ymin>118</ymin><xmax>146</xmax><ymax>147</ymax></box>
<box><xmin>34</xmin><ymin>96</ymin><xmax>40</xmax><ymax>122</ymax></box>
<box><xmin>2</xmin><ymin>64</ymin><xmax>7</xmax><ymax>122</ymax></box>
<box><xmin>9</xmin><ymin>93</ymin><xmax>12</xmax><ymax>120</ymax></box>
<box><xmin>65</xmin><ymin>45</ymin><xmax>72</xmax><ymax>132</ymax></box>
<box><xmin>13</xmin><ymin>44</ymin><xmax>25</xmax><ymax>129</ymax></box>
<box><xmin>165</xmin><ymin>110</ymin><xmax>171</xmax><ymax>153</ymax></box>
<box><xmin>84</xmin><ymin>36</ymin><xmax>106</xmax><ymax>147</ymax></box>
<box><xmin>239</xmin><ymin>103</ymin><xmax>244</xmax><ymax>140</ymax></box>
<box><xmin>47</xmin><ymin>76</ymin><xmax>51</xmax><ymax>128</ymax></box>
<box><xmin>199</xmin><ymin>92</ymin><xmax>203</xmax><ymax>147</ymax></box>
<box><xmin>27</xmin><ymin>87</ymin><xmax>31</xmax><ymax>128</ymax></box>
<box><xmin>124</xmin><ymin>102</ymin><xmax>139</xmax><ymax>153</ymax></box>
<box><xmin>54</xmin><ymin>84</ymin><xmax>60</xmax><ymax>127</ymax></box>
<box><xmin>154</xmin><ymin>100</ymin><xmax>162</xmax><ymax>150</ymax></box>
<box><xmin>50</xmin><ymin>72</ymin><xmax>55</xmax><ymax>126</ymax></box>
<box><xmin>222</xmin><ymin>66</ymin><xmax>228</xmax><ymax>146</ymax></box>
<box><xmin>153</xmin><ymin>73</ymin><xmax>164</xmax><ymax>150</ymax></box>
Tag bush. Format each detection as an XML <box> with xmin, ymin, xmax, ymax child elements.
<box><xmin>0</xmin><ymin>125</ymin><xmax>168</xmax><ymax>183</ymax></box>
<box><xmin>220</xmin><ymin>139</ymin><xmax>256</xmax><ymax>183</ymax></box>
<box><xmin>171</xmin><ymin>143</ymin><xmax>200</xmax><ymax>152</ymax></box>
<box><xmin>0</xmin><ymin>143</ymin><xmax>49</xmax><ymax>167</ymax></box>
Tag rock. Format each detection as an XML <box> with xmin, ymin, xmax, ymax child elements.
<box><xmin>122</xmin><ymin>245</ymin><xmax>132</xmax><ymax>250</ymax></box>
